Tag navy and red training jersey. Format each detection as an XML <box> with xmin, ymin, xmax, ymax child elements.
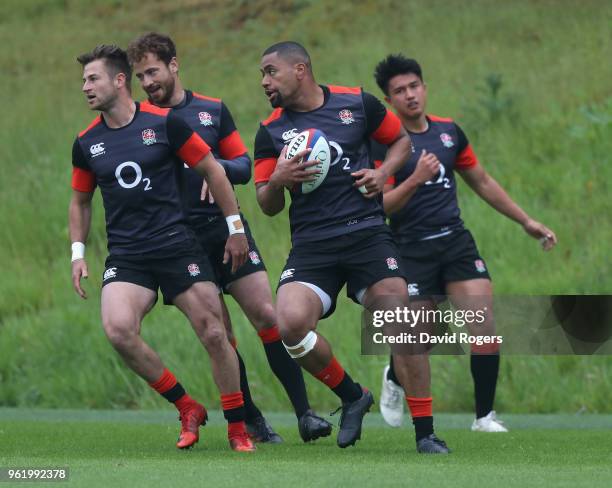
<box><xmin>71</xmin><ymin>102</ymin><xmax>211</xmax><ymax>255</ymax></box>
<box><xmin>166</xmin><ymin>90</ymin><xmax>250</xmax><ymax>225</ymax></box>
<box><xmin>254</xmin><ymin>85</ymin><xmax>402</xmax><ymax>245</ymax></box>
<box><xmin>372</xmin><ymin>115</ymin><xmax>478</xmax><ymax>243</ymax></box>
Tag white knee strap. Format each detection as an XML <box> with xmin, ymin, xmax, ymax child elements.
<box><xmin>283</xmin><ymin>331</ymin><xmax>318</xmax><ymax>359</ymax></box>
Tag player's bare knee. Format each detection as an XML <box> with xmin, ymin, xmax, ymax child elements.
<box><xmin>277</xmin><ymin>307</ymin><xmax>313</xmax><ymax>344</ymax></box>
<box><xmin>103</xmin><ymin>320</ymin><xmax>138</xmax><ymax>349</ymax></box>
<box><xmin>199</xmin><ymin>321</ymin><xmax>228</xmax><ymax>351</ymax></box>
<box><xmin>249</xmin><ymin>302</ymin><xmax>276</xmax><ymax>331</ymax></box>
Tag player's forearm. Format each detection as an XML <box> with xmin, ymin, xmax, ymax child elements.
<box><xmin>379</xmin><ymin>131</ymin><xmax>412</xmax><ymax>178</ymax></box>
<box><xmin>68</xmin><ymin>196</ymin><xmax>92</xmax><ymax>243</ymax></box>
<box><xmin>256</xmin><ymin>181</ymin><xmax>285</xmax><ymax>216</ymax></box>
<box><xmin>383</xmin><ymin>176</ymin><xmax>421</xmax><ymax>215</ymax></box>
<box><xmin>218</xmin><ymin>154</ymin><xmax>252</xmax><ymax>185</ymax></box>
<box><xmin>205</xmin><ymin>165</ymin><xmax>240</xmax><ymax>216</ymax></box>
<box><xmin>472</xmin><ymin>174</ymin><xmax>530</xmax><ymax>226</ymax></box>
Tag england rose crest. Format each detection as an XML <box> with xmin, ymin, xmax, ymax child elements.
<box><xmin>440</xmin><ymin>133</ymin><xmax>454</xmax><ymax>148</ymax></box>
<box><xmin>198</xmin><ymin>111</ymin><xmax>213</xmax><ymax>126</ymax></box>
<box><xmin>338</xmin><ymin>109</ymin><xmax>355</xmax><ymax>125</ymax></box>
<box><xmin>249</xmin><ymin>251</ymin><xmax>261</xmax><ymax>265</ymax></box>
<box><xmin>187</xmin><ymin>263</ymin><xmax>201</xmax><ymax>277</ymax></box>
<box><xmin>386</xmin><ymin>257</ymin><xmax>399</xmax><ymax>270</ymax></box>
<box><xmin>142</xmin><ymin>129</ymin><xmax>156</xmax><ymax>145</ymax></box>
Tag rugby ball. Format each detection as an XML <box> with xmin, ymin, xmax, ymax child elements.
<box><xmin>286</xmin><ymin>129</ymin><xmax>331</xmax><ymax>193</ymax></box>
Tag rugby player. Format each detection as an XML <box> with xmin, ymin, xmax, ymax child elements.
<box><xmin>126</xmin><ymin>32</ymin><xmax>331</xmax><ymax>443</ymax></box>
<box><xmin>372</xmin><ymin>54</ymin><xmax>557</xmax><ymax>432</ymax></box>
<box><xmin>254</xmin><ymin>42</ymin><xmax>449</xmax><ymax>453</ymax></box>
<box><xmin>69</xmin><ymin>44</ymin><xmax>255</xmax><ymax>451</ymax></box>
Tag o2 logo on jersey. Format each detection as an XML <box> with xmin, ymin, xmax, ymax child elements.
<box><xmin>142</xmin><ymin>129</ymin><xmax>157</xmax><ymax>145</ymax></box>
<box><xmin>115</xmin><ymin>161</ymin><xmax>152</xmax><ymax>191</ymax></box>
<box><xmin>198</xmin><ymin>112</ymin><xmax>213</xmax><ymax>126</ymax></box>
<box><xmin>424</xmin><ymin>164</ymin><xmax>451</xmax><ymax>189</ymax></box>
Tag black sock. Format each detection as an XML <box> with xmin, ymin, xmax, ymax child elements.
<box><xmin>263</xmin><ymin>340</ymin><xmax>310</xmax><ymax>418</ymax></box>
<box><xmin>331</xmin><ymin>373</ymin><xmax>362</xmax><ymax>403</ymax></box>
<box><xmin>470</xmin><ymin>353</ymin><xmax>500</xmax><ymax>418</ymax></box>
<box><xmin>160</xmin><ymin>383</ymin><xmax>186</xmax><ymax>403</ymax></box>
<box><xmin>387</xmin><ymin>355</ymin><xmax>401</xmax><ymax>386</ymax></box>
<box><xmin>413</xmin><ymin>416</ymin><xmax>434</xmax><ymax>441</ymax></box>
<box><xmin>236</xmin><ymin>349</ymin><xmax>263</xmax><ymax>422</ymax></box>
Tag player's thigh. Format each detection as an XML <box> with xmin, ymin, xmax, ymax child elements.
<box><xmin>276</xmin><ymin>282</ymin><xmax>325</xmax><ymax>337</ymax></box>
<box><xmin>446</xmin><ymin>278</ymin><xmax>494</xmax><ymax>336</ymax></box>
<box><xmin>173</xmin><ymin>280</ymin><xmax>223</xmax><ymax>326</ymax></box>
<box><xmin>362</xmin><ymin>277</ymin><xmax>409</xmax><ymax>312</ymax></box>
<box><xmin>228</xmin><ymin>271</ymin><xmax>275</xmax><ymax>330</ymax></box>
<box><xmin>101</xmin><ymin>281</ymin><xmax>157</xmax><ymax>338</ymax></box>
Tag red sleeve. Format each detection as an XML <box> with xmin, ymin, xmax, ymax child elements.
<box><xmin>177</xmin><ymin>132</ymin><xmax>211</xmax><ymax>168</ymax></box>
<box><xmin>71</xmin><ymin>167</ymin><xmax>96</xmax><ymax>192</ymax></box>
<box><xmin>371</xmin><ymin>110</ymin><xmax>402</xmax><ymax>145</ymax></box>
<box><xmin>219</xmin><ymin>130</ymin><xmax>248</xmax><ymax>160</ymax></box>
<box><xmin>254</xmin><ymin>158</ymin><xmax>277</xmax><ymax>184</ymax></box>
<box><xmin>456</xmin><ymin>144</ymin><xmax>479</xmax><ymax>170</ymax></box>
<box><xmin>374</xmin><ymin>160</ymin><xmax>396</xmax><ymax>185</ymax></box>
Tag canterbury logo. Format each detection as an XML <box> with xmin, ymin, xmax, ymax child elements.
<box><xmin>282</xmin><ymin>128</ymin><xmax>298</xmax><ymax>141</ymax></box>
<box><xmin>90</xmin><ymin>143</ymin><xmax>105</xmax><ymax>157</ymax></box>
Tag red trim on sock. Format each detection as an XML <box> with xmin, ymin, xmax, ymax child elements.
<box><xmin>228</xmin><ymin>337</ymin><xmax>237</xmax><ymax>349</ymax></box>
<box><xmin>221</xmin><ymin>391</ymin><xmax>244</xmax><ymax>411</ymax></box>
<box><xmin>471</xmin><ymin>342</ymin><xmax>500</xmax><ymax>354</ymax></box>
<box><xmin>228</xmin><ymin>420</ymin><xmax>247</xmax><ymax>438</ymax></box>
<box><xmin>148</xmin><ymin>368</ymin><xmax>177</xmax><ymax>394</ymax></box>
<box><xmin>175</xmin><ymin>394</ymin><xmax>196</xmax><ymax>411</ymax></box>
<box><xmin>258</xmin><ymin>325</ymin><xmax>281</xmax><ymax>344</ymax></box>
<box><xmin>406</xmin><ymin>396</ymin><xmax>433</xmax><ymax>418</ymax></box>
<box><xmin>314</xmin><ymin>357</ymin><xmax>346</xmax><ymax>389</ymax></box>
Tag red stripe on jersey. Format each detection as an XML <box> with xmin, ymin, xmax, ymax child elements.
<box><xmin>78</xmin><ymin>116</ymin><xmax>102</xmax><ymax>137</ymax></box>
<box><xmin>140</xmin><ymin>102</ymin><xmax>170</xmax><ymax>116</ymax></box>
<box><xmin>177</xmin><ymin>132</ymin><xmax>211</xmax><ymax>167</ymax></box>
<box><xmin>371</xmin><ymin>110</ymin><xmax>402</xmax><ymax>145</ymax></box>
<box><xmin>254</xmin><ymin>158</ymin><xmax>277</xmax><ymax>184</ymax></box>
<box><xmin>262</xmin><ymin>108</ymin><xmax>284</xmax><ymax>126</ymax></box>
<box><xmin>219</xmin><ymin>130</ymin><xmax>248</xmax><ymax>160</ymax></box>
<box><xmin>71</xmin><ymin>167</ymin><xmax>96</xmax><ymax>192</ymax></box>
<box><xmin>456</xmin><ymin>144</ymin><xmax>479</xmax><ymax>169</ymax></box>
<box><xmin>374</xmin><ymin>159</ymin><xmax>396</xmax><ymax>185</ymax></box>
<box><xmin>428</xmin><ymin>114</ymin><xmax>453</xmax><ymax>123</ymax></box>
<box><xmin>192</xmin><ymin>92</ymin><xmax>221</xmax><ymax>103</ymax></box>
<box><xmin>328</xmin><ymin>85</ymin><xmax>361</xmax><ymax>95</ymax></box>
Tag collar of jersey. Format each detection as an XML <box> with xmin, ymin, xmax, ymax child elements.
<box><xmin>171</xmin><ymin>90</ymin><xmax>192</xmax><ymax>110</ymax></box>
<box><xmin>100</xmin><ymin>101</ymin><xmax>141</xmax><ymax>131</ymax></box>
<box><xmin>284</xmin><ymin>85</ymin><xmax>330</xmax><ymax>114</ymax></box>
<box><xmin>404</xmin><ymin>115</ymin><xmax>431</xmax><ymax>136</ymax></box>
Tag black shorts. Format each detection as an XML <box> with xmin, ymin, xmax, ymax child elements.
<box><xmin>400</xmin><ymin>229</ymin><xmax>491</xmax><ymax>298</ymax></box>
<box><xmin>193</xmin><ymin>214</ymin><xmax>266</xmax><ymax>293</ymax></box>
<box><xmin>102</xmin><ymin>238</ymin><xmax>216</xmax><ymax>305</ymax></box>
<box><xmin>278</xmin><ymin>225</ymin><xmax>406</xmax><ymax>319</ymax></box>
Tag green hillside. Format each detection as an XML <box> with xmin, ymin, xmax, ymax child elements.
<box><xmin>0</xmin><ymin>0</ymin><xmax>611</xmax><ymax>412</ymax></box>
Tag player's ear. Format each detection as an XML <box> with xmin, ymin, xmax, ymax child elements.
<box><xmin>169</xmin><ymin>57</ymin><xmax>179</xmax><ymax>75</ymax></box>
<box><xmin>115</xmin><ymin>72</ymin><xmax>127</xmax><ymax>90</ymax></box>
<box><xmin>295</xmin><ymin>62</ymin><xmax>306</xmax><ymax>80</ymax></box>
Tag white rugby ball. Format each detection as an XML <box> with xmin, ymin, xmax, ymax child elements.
<box><xmin>285</xmin><ymin>129</ymin><xmax>331</xmax><ymax>193</ymax></box>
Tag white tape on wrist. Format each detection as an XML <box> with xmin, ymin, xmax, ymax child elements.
<box><xmin>226</xmin><ymin>214</ymin><xmax>245</xmax><ymax>235</ymax></box>
<box><xmin>71</xmin><ymin>242</ymin><xmax>85</xmax><ymax>262</ymax></box>
<box><xmin>283</xmin><ymin>331</ymin><xmax>318</xmax><ymax>359</ymax></box>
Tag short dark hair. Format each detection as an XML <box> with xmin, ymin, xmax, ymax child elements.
<box><xmin>374</xmin><ymin>54</ymin><xmax>423</xmax><ymax>95</ymax></box>
<box><xmin>77</xmin><ymin>44</ymin><xmax>132</xmax><ymax>86</ymax></box>
<box><xmin>127</xmin><ymin>32</ymin><xmax>176</xmax><ymax>65</ymax></box>
<box><xmin>262</xmin><ymin>41</ymin><xmax>311</xmax><ymax>70</ymax></box>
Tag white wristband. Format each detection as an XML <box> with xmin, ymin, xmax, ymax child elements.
<box><xmin>71</xmin><ymin>242</ymin><xmax>85</xmax><ymax>262</ymax></box>
<box><xmin>226</xmin><ymin>215</ymin><xmax>245</xmax><ymax>235</ymax></box>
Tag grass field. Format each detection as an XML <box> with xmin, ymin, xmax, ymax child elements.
<box><xmin>0</xmin><ymin>0</ymin><xmax>611</xmax><ymax>413</ymax></box>
<box><xmin>1</xmin><ymin>408</ymin><xmax>611</xmax><ymax>487</ymax></box>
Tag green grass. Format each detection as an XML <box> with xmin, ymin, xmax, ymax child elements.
<box><xmin>0</xmin><ymin>0</ymin><xmax>611</xmax><ymax>411</ymax></box>
<box><xmin>1</xmin><ymin>409</ymin><xmax>611</xmax><ymax>487</ymax></box>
